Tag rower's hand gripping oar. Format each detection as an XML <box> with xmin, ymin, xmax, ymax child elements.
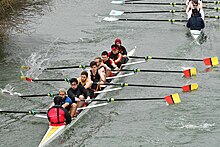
<box><xmin>91</xmin><ymin>93</ymin><xmax>181</xmax><ymax>105</ymax></box>
<box><xmin>112</xmin><ymin>68</ymin><xmax>197</xmax><ymax>77</ymax></box>
<box><xmin>128</xmin><ymin>56</ymin><xmax>219</xmax><ymax>67</ymax></box>
<box><xmin>94</xmin><ymin>82</ymin><xmax>198</xmax><ymax>92</ymax></box>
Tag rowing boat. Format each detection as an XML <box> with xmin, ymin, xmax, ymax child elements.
<box><xmin>190</xmin><ymin>29</ymin><xmax>202</xmax><ymax>44</ymax></box>
<box><xmin>38</xmin><ymin>48</ymin><xmax>136</xmax><ymax>147</ymax></box>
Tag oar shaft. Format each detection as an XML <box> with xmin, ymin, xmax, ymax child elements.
<box><xmin>92</xmin><ymin>98</ymin><xmax>164</xmax><ymax>101</ymax></box>
<box><xmin>118</xmin><ymin>18</ymin><xmax>187</xmax><ymax>22</ymax></box>
<box><xmin>32</xmin><ymin>79</ymin><xmax>67</xmax><ymax>82</ymax></box>
<box><xmin>100</xmin><ymin>83</ymin><xmax>182</xmax><ymax>89</ymax></box>
<box><xmin>129</xmin><ymin>56</ymin><xmax>203</xmax><ymax>61</ymax></box>
<box><xmin>0</xmin><ymin>110</ymin><xmax>47</xmax><ymax>114</ymax></box>
<box><xmin>19</xmin><ymin>93</ymin><xmax>56</xmax><ymax>98</ymax></box>
<box><xmin>124</xmin><ymin>2</ymin><xmax>185</xmax><ymax>5</ymax></box>
<box><xmin>124</xmin><ymin>10</ymin><xmax>185</xmax><ymax>14</ymax></box>
<box><xmin>118</xmin><ymin>69</ymin><xmax>183</xmax><ymax>73</ymax></box>
<box><xmin>45</xmin><ymin>65</ymin><xmax>89</xmax><ymax>70</ymax></box>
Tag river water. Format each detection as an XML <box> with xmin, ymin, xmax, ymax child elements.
<box><xmin>0</xmin><ymin>0</ymin><xmax>220</xmax><ymax>146</ymax></box>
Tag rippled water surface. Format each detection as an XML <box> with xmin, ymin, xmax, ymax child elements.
<box><xmin>0</xmin><ymin>0</ymin><xmax>220</xmax><ymax>147</ymax></box>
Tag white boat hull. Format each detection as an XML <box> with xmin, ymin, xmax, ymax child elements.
<box><xmin>38</xmin><ymin>48</ymin><xmax>136</xmax><ymax>147</ymax></box>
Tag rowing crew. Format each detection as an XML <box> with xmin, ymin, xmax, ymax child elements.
<box><xmin>47</xmin><ymin>38</ymin><xmax>128</xmax><ymax>125</ymax></box>
<box><xmin>186</xmin><ymin>0</ymin><xmax>205</xmax><ymax>30</ymax></box>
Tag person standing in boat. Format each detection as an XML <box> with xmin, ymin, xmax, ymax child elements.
<box><xmin>88</xmin><ymin>61</ymin><xmax>105</xmax><ymax>91</ymax></box>
<box><xmin>77</xmin><ymin>70</ymin><xmax>94</xmax><ymax>98</ymax></box>
<box><xmin>101</xmin><ymin>51</ymin><xmax>119</xmax><ymax>77</ymax></box>
<box><xmin>47</xmin><ymin>96</ymin><xmax>71</xmax><ymax>126</ymax></box>
<box><xmin>108</xmin><ymin>45</ymin><xmax>123</xmax><ymax>68</ymax></box>
<box><xmin>114</xmin><ymin>38</ymin><xmax>129</xmax><ymax>64</ymax></box>
<box><xmin>186</xmin><ymin>9</ymin><xmax>205</xmax><ymax>30</ymax></box>
<box><xmin>67</xmin><ymin>78</ymin><xmax>90</xmax><ymax>108</ymax></box>
<box><xmin>186</xmin><ymin>0</ymin><xmax>204</xmax><ymax>20</ymax></box>
<box><xmin>49</xmin><ymin>89</ymin><xmax>77</xmax><ymax>118</ymax></box>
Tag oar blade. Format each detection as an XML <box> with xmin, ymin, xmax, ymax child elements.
<box><xmin>103</xmin><ymin>17</ymin><xmax>119</xmax><ymax>22</ymax></box>
<box><xmin>182</xmin><ymin>83</ymin><xmax>198</xmax><ymax>92</ymax></box>
<box><xmin>203</xmin><ymin>57</ymin><xmax>219</xmax><ymax>67</ymax></box>
<box><xmin>20</xmin><ymin>76</ymin><xmax>33</xmax><ymax>82</ymax></box>
<box><xmin>109</xmin><ymin>10</ymin><xmax>124</xmax><ymax>16</ymax></box>
<box><xmin>164</xmin><ymin>93</ymin><xmax>181</xmax><ymax>105</ymax></box>
<box><xmin>111</xmin><ymin>0</ymin><xmax>124</xmax><ymax>4</ymax></box>
<box><xmin>183</xmin><ymin>68</ymin><xmax>197</xmax><ymax>77</ymax></box>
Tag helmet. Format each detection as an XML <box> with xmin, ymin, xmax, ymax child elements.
<box><xmin>53</xmin><ymin>96</ymin><xmax>62</xmax><ymax>105</ymax></box>
<box><xmin>115</xmin><ymin>38</ymin><xmax>122</xmax><ymax>44</ymax></box>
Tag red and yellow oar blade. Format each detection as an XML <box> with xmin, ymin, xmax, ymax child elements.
<box><xmin>182</xmin><ymin>83</ymin><xmax>198</xmax><ymax>92</ymax></box>
<box><xmin>203</xmin><ymin>57</ymin><xmax>219</xmax><ymax>67</ymax></box>
<box><xmin>164</xmin><ymin>93</ymin><xmax>181</xmax><ymax>105</ymax></box>
<box><xmin>20</xmin><ymin>76</ymin><xmax>33</xmax><ymax>82</ymax></box>
<box><xmin>21</xmin><ymin>66</ymin><xmax>30</xmax><ymax>70</ymax></box>
<box><xmin>183</xmin><ymin>68</ymin><xmax>197</xmax><ymax>77</ymax></box>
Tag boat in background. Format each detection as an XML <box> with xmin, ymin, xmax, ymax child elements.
<box><xmin>38</xmin><ymin>48</ymin><xmax>136</xmax><ymax>147</ymax></box>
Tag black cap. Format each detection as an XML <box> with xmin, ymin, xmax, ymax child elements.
<box><xmin>53</xmin><ymin>96</ymin><xmax>62</xmax><ymax>105</ymax></box>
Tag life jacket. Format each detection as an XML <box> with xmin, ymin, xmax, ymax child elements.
<box><xmin>47</xmin><ymin>106</ymin><xmax>66</xmax><ymax>126</ymax></box>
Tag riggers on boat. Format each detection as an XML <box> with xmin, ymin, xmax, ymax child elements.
<box><xmin>38</xmin><ymin>48</ymin><xmax>136</xmax><ymax>147</ymax></box>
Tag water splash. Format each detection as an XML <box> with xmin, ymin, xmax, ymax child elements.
<box><xmin>180</xmin><ymin>122</ymin><xmax>215</xmax><ymax>131</ymax></box>
<box><xmin>0</xmin><ymin>84</ymin><xmax>21</xmax><ymax>96</ymax></box>
<box><xmin>20</xmin><ymin>38</ymin><xmax>59</xmax><ymax>79</ymax></box>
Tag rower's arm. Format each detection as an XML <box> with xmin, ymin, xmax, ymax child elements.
<box><xmin>98</xmin><ymin>69</ymin><xmax>106</xmax><ymax>82</ymax></box>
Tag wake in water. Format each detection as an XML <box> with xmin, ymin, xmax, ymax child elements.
<box><xmin>20</xmin><ymin>38</ymin><xmax>59</xmax><ymax>79</ymax></box>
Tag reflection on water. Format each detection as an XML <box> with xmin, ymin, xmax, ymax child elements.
<box><xmin>0</xmin><ymin>0</ymin><xmax>53</xmax><ymax>43</ymax></box>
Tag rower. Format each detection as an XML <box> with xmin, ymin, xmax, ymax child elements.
<box><xmin>108</xmin><ymin>44</ymin><xmax>123</xmax><ymax>68</ymax></box>
<box><xmin>101</xmin><ymin>51</ymin><xmax>119</xmax><ymax>77</ymax></box>
<box><xmin>47</xmin><ymin>96</ymin><xmax>71</xmax><ymax>126</ymax></box>
<box><xmin>67</xmin><ymin>78</ymin><xmax>90</xmax><ymax>108</ymax></box>
<box><xmin>77</xmin><ymin>70</ymin><xmax>94</xmax><ymax>98</ymax></box>
<box><xmin>49</xmin><ymin>89</ymin><xmax>77</xmax><ymax>118</ymax></box>
<box><xmin>187</xmin><ymin>9</ymin><xmax>205</xmax><ymax>30</ymax></box>
<box><xmin>114</xmin><ymin>38</ymin><xmax>129</xmax><ymax>64</ymax></box>
<box><xmin>95</xmin><ymin>57</ymin><xmax>109</xmax><ymax>78</ymax></box>
<box><xmin>186</xmin><ymin>0</ymin><xmax>204</xmax><ymax>20</ymax></box>
<box><xmin>88</xmin><ymin>61</ymin><xmax>105</xmax><ymax>91</ymax></box>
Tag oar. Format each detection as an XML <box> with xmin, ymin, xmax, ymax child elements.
<box><xmin>205</xmin><ymin>15</ymin><xmax>220</xmax><ymax>19</ymax></box>
<box><xmin>0</xmin><ymin>109</ymin><xmax>47</xmax><ymax>115</ymax></box>
<box><xmin>20</xmin><ymin>76</ymin><xmax>70</xmax><ymax>82</ymax></box>
<box><xmin>112</xmin><ymin>68</ymin><xmax>197</xmax><ymax>77</ymax></box>
<box><xmin>19</xmin><ymin>93</ymin><xmax>57</xmax><ymax>98</ymax></box>
<box><xmin>103</xmin><ymin>17</ymin><xmax>187</xmax><ymax>22</ymax></box>
<box><xmin>109</xmin><ymin>9</ymin><xmax>186</xmax><ymax>16</ymax></box>
<box><xmin>204</xmin><ymin>7</ymin><xmax>220</xmax><ymax>11</ymax></box>
<box><xmin>91</xmin><ymin>93</ymin><xmax>181</xmax><ymax>105</ymax></box>
<box><xmin>94</xmin><ymin>82</ymin><xmax>198</xmax><ymax>92</ymax></box>
<box><xmin>111</xmin><ymin>1</ymin><xmax>220</xmax><ymax>5</ymax></box>
<box><xmin>128</xmin><ymin>56</ymin><xmax>219</xmax><ymax>67</ymax></box>
<box><xmin>21</xmin><ymin>64</ymin><xmax>89</xmax><ymax>70</ymax></box>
